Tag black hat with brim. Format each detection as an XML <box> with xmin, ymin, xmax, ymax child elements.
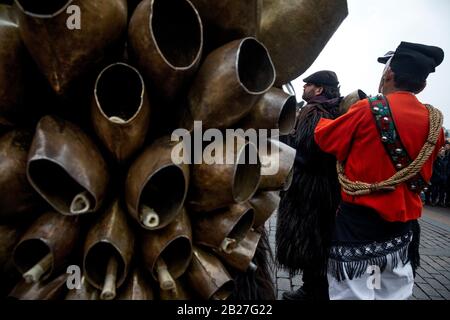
<box><xmin>303</xmin><ymin>70</ymin><xmax>339</xmax><ymax>88</ymax></box>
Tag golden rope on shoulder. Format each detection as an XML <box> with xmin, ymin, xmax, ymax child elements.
<box><xmin>337</xmin><ymin>104</ymin><xmax>443</xmax><ymax>196</ymax></box>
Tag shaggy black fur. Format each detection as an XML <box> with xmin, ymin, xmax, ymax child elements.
<box><xmin>276</xmin><ymin>99</ymin><xmax>342</xmax><ymax>276</ymax></box>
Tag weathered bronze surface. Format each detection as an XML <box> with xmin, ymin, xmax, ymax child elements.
<box><xmin>191</xmin><ymin>203</ymin><xmax>254</xmax><ymax>252</ymax></box>
<box><xmin>214</xmin><ymin>229</ymin><xmax>261</xmax><ymax>272</ymax></box>
<box><xmin>13</xmin><ymin>211</ymin><xmax>80</xmax><ymax>281</ymax></box>
<box><xmin>83</xmin><ymin>199</ymin><xmax>134</xmax><ymax>291</ymax></box>
<box><xmin>128</xmin><ymin>0</ymin><xmax>203</xmax><ymax>101</ymax></box>
<box><xmin>189</xmin><ymin>135</ymin><xmax>261</xmax><ymax>212</ymax></box>
<box><xmin>259</xmin><ymin>0</ymin><xmax>348</xmax><ymax>86</ymax></box>
<box><xmin>0</xmin><ymin>224</ymin><xmax>23</xmax><ymax>274</ymax></box>
<box><xmin>189</xmin><ymin>0</ymin><xmax>260</xmax><ymax>51</ymax></box>
<box><xmin>159</xmin><ymin>278</ymin><xmax>194</xmax><ymax>300</ymax></box>
<box><xmin>141</xmin><ymin>209</ymin><xmax>192</xmax><ymax>282</ymax></box>
<box><xmin>248</xmin><ymin>191</ymin><xmax>280</xmax><ymax>229</ymax></box>
<box><xmin>258</xmin><ymin>139</ymin><xmax>296</xmax><ymax>191</ymax></box>
<box><xmin>117</xmin><ymin>267</ymin><xmax>154</xmax><ymax>300</ymax></box>
<box><xmin>126</xmin><ymin>136</ymin><xmax>189</xmax><ymax>230</ymax></box>
<box><xmin>188</xmin><ymin>37</ymin><xmax>275</xmax><ymax>129</ymax></box>
<box><xmin>92</xmin><ymin>62</ymin><xmax>150</xmax><ymax>163</ymax></box>
<box><xmin>27</xmin><ymin>115</ymin><xmax>109</xmax><ymax>215</ymax></box>
<box><xmin>186</xmin><ymin>246</ymin><xmax>233</xmax><ymax>300</ymax></box>
<box><xmin>0</xmin><ymin>5</ymin><xmax>24</xmax><ymax>122</ymax></box>
<box><xmin>339</xmin><ymin>89</ymin><xmax>367</xmax><ymax>115</ymax></box>
<box><xmin>14</xmin><ymin>0</ymin><xmax>128</xmax><ymax>94</ymax></box>
<box><xmin>0</xmin><ymin>129</ymin><xmax>41</xmax><ymax>223</ymax></box>
<box><xmin>8</xmin><ymin>273</ymin><xmax>68</xmax><ymax>300</ymax></box>
<box><xmin>240</xmin><ymin>87</ymin><xmax>296</xmax><ymax>135</ymax></box>
<box><xmin>65</xmin><ymin>276</ymin><xmax>99</xmax><ymax>300</ymax></box>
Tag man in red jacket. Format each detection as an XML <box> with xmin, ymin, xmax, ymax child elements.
<box><xmin>314</xmin><ymin>42</ymin><xmax>445</xmax><ymax>300</ymax></box>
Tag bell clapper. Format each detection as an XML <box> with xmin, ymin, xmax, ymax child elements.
<box><xmin>70</xmin><ymin>191</ymin><xmax>91</xmax><ymax>215</ymax></box>
<box><xmin>109</xmin><ymin>116</ymin><xmax>126</xmax><ymax>124</ymax></box>
<box><xmin>248</xmin><ymin>261</ymin><xmax>258</xmax><ymax>272</ymax></box>
<box><xmin>140</xmin><ymin>205</ymin><xmax>160</xmax><ymax>228</ymax></box>
<box><xmin>156</xmin><ymin>257</ymin><xmax>175</xmax><ymax>291</ymax></box>
<box><xmin>100</xmin><ymin>256</ymin><xmax>118</xmax><ymax>300</ymax></box>
<box><xmin>220</xmin><ymin>237</ymin><xmax>237</xmax><ymax>254</ymax></box>
<box><xmin>23</xmin><ymin>253</ymin><xmax>53</xmax><ymax>283</ymax></box>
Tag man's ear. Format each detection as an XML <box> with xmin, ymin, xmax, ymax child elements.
<box><xmin>384</xmin><ymin>68</ymin><xmax>394</xmax><ymax>82</ymax></box>
<box><xmin>315</xmin><ymin>86</ymin><xmax>324</xmax><ymax>96</ymax></box>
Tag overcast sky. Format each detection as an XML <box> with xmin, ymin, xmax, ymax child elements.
<box><xmin>291</xmin><ymin>0</ymin><xmax>450</xmax><ymax>128</ymax></box>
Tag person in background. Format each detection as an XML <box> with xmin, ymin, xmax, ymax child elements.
<box><xmin>314</xmin><ymin>42</ymin><xmax>445</xmax><ymax>300</ymax></box>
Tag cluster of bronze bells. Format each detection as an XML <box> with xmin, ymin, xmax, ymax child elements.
<box><xmin>0</xmin><ymin>0</ymin><xmax>348</xmax><ymax>300</ymax></box>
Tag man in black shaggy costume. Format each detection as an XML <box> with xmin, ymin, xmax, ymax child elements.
<box><xmin>277</xmin><ymin>70</ymin><xmax>342</xmax><ymax>300</ymax></box>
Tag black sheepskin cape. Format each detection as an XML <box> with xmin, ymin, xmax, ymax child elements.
<box><xmin>276</xmin><ymin>97</ymin><xmax>342</xmax><ymax>276</ymax></box>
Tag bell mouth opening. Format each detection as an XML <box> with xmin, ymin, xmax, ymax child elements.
<box><xmin>151</xmin><ymin>0</ymin><xmax>202</xmax><ymax>69</ymax></box>
<box><xmin>227</xmin><ymin>208</ymin><xmax>254</xmax><ymax>244</ymax></box>
<box><xmin>237</xmin><ymin>38</ymin><xmax>275</xmax><ymax>94</ymax></box>
<box><xmin>28</xmin><ymin>159</ymin><xmax>95</xmax><ymax>215</ymax></box>
<box><xmin>210</xmin><ymin>280</ymin><xmax>234</xmax><ymax>300</ymax></box>
<box><xmin>84</xmin><ymin>242</ymin><xmax>125</xmax><ymax>290</ymax></box>
<box><xmin>278</xmin><ymin>96</ymin><xmax>297</xmax><ymax>135</ymax></box>
<box><xmin>14</xmin><ymin>239</ymin><xmax>52</xmax><ymax>278</ymax></box>
<box><xmin>139</xmin><ymin>165</ymin><xmax>187</xmax><ymax>230</ymax></box>
<box><xmin>15</xmin><ymin>0</ymin><xmax>73</xmax><ymax>17</ymax></box>
<box><xmin>152</xmin><ymin>237</ymin><xmax>192</xmax><ymax>280</ymax></box>
<box><xmin>233</xmin><ymin>143</ymin><xmax>261</xmax><ymax>202</ymax></box>
<box><xmin>96</xmin><ymin>63</ymin><xmax>144</xmax><ymax>124</ymax></box>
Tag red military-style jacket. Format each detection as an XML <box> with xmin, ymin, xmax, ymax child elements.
<box><xmin>314</xmin><ymin>91</ymin><xmax>445</xmax><ymax>222</ymax></box>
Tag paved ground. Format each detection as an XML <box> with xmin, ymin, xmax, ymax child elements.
<box><xmin>266</xmin><ymin>205</ymin><xmax>450</xmax><ymax>300</ymax></box>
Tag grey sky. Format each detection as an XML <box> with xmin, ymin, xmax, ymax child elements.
<box><xmin>291</xmin><ymin>0</ymin><xmax>450</xmax><ymax>128</ymax></box>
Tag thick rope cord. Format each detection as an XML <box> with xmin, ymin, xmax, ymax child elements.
<box><xmin>337</xmin><ymin>104</ymin><xmax>443</xmax><ymax>196</ymax></box>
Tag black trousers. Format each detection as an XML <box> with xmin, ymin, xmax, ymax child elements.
<box><xmin>301</xmin><ymin>265</ymin><xmax>329</xmax><ymax>300</ymax></box>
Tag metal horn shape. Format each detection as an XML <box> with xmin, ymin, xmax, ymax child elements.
<box><xmin>92</xmin><ymin>62</ymin><xmax>150</xmax><ymax>163</ymax></box>
<box><xmin>189</xmin><ymin>135</ymin><xmax>261</xmax><ymax>212</ymax></box>
<box><xmin>240</xmin><ymin>87</ymin><xmax>297</xmax><ymax>136</ymax></box>
<box><xmin>14</xmin><ymin>0</ymin><xmax>128</xmax><ymax>94</ymax></box>
<box><xmin>259</xmin><ymin>0</ymin><xmax>348</xmax><ymax>86</ymax></box>
<box><xmin>83</xmin><ymin>199</ymin><xmax>135</xmax><ymax>300</ymax></box>
<box><xmin>258</xmin><ymin>139</ymin><xmax>296</xmax><ymax>191</ymax></box>
<box><xmin>117</xmin><ymin>267</ymin><xmax>154</xmax><ymax>300</ymax></box>
<box><xmin>191</xmin><ymin>203</ymin><xmax>255</xmax><ymax>254</ymax></box>
<box><xmin>27</xmin><ymin>115</ymin><xmax>109</xmax><ymax>216</ymax></box>
<box><xmin>214</xmin><ymin>229</ymin><xmax>261</xmax><ymax>273</ymax></box>
<box><xmin>186</xmin><ymin>246</ymin><xmax>234</xmax><ymax>300</ymax></box>
<box><xmin>65</xmin><ymin>276</ymin><xmax>99</xmax><ymax>300</ymax></box>
<box><xmin>141</xmin><ymin>209</ymin><xmax>192</xmax><ymax>291</ymax></box>
<box><xmin>188</xmin><ymin>37</ymin><xmax>275</xmax><ymax>129</ymax></box>
<box><xmin>0</xmin><ymin>4</ymin><xmax>25</xmax><ymax>122</ymax></box>
<box><xmin>189</xmin><ymin>0</ymin><xmax>260</xmax><ymax>52</ymax></box>
<box><xmin>339</xmin><ymin>89</ymin><xmax>367</xmax><ymax>115</ymax></box>
<box><xmin>248</xmin><ymin>191</ymin><xmax>280</xmax><ymax>229</ymax></box>
<box><xmin>128</xmin><ymin>0</ymin><xmax>203</xmax><ymax>101</ymax></box>
<box><xmin>8</xmin><ymin>273</ymin><xmax>68</xmax><ymax>300</ymax></box>
<box><xmin>125</xmin><ymin>135</ymin><xmax>189</xmax><ymax>230</ymax></box>
<box><xmin>13</xmin><ymin>211</ymin><xmax>80</xmax><ymax>283</ymax></box>
<box><xmin>0</xmin><ymin>129</ymin><xmax>41</xmax><ymax>224</ymax></box>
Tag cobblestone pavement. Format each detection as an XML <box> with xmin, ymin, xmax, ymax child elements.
<box><xmin>267</xmin><ymin>207</ymin><xmax>450</xmax><ymax>300</ymax></box>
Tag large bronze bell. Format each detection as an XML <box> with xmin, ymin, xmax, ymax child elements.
<box><xmin>83</xmin><ymin>199</ymin><xmax>134</xmax><ymax>300</ymax></box>
<box><xmin>14</xmin><ymin>0</ymin><xmax>128</xmax><ymax>94</ymax></box>
<box><xmin>259</xmin><ymin>0</ymin><xmax>348</xmax><ymax>86</ymax></box>
<box><xmin>248</xmin><ymin>191</ymin><xmax>280</xmax><ymax>229</ymax></box>
<box><xmin>240</xmin><ymin>87</ymin><xmax>297</xmax><ymax>136</ymax></box>
<box><xmin>188</xmin><ymin>37</ymin><xmax>275</xmax><ymax>129</ymax></box>
<box><xmin>0</xmin><ymin>4</ymin><xmax>24</xmax><ymax>122</ymax></box>
<box><xmin>191</xmin><ymin>203</ymin><xmax>254</xmax><ymax>254</ymax></box>
<box><xmin>189</xmin><ymin>0</ymin><xmax>259</xmax><ymax>52</ymax></box>
<box><xmin>27</xmin><ymin>115</ymin><xmax>109</xmax><ymax>216</ymax></box>
<box><xmin>189</xmin><ymin>135</ymin><xmax>261</xmax><ymax>212</ymax></box>
<box><xmin>117</xmin><ymin>267</ymin><xmax>154</xmax><ymax>300</ymax></box>
<box><xmin>258</xmin><ymin>139</ymin><xmax>296</xmax><ymax>191</ymax></box>
<box><xmin>0</xmin><ymin>129</ymin><xmax>41</xmax><ymax>223</ymax></box>
<box><xmin>13</xmin><ymin>211</ymin><xmax>80</xmax><ymax>284</ymax></box>
<box><xmin>8</xmin><ymin>273</ymin><xmax>68</xmax><ymax>300</ymax></box>
<box><xmin>186</xmin><ymin>246</ymin><xmax>234</xmax><ymax>300</ymax></box>
<box><xmin>141</xmin><ymin>209</ymin><xmax>192</xmax><ymax>296</ymax></box>
<box><xmin>214</xmin><ymin>229</ymin><xmax>261</xmax><ymax>273</ymax></box>
<box><xmin>128</xmin><ymin>0</ymin><xmax>203</xmax><ymax>101</ymax></box>
<box><xmin>125</xmin><ymin>135</ymin><xmax>189</xmax><ymax>230</ymax></box>
<box><xmin>92</xmin><ymin>62</ymin><xmax>150</xmax><ymax>163</ymax></box>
